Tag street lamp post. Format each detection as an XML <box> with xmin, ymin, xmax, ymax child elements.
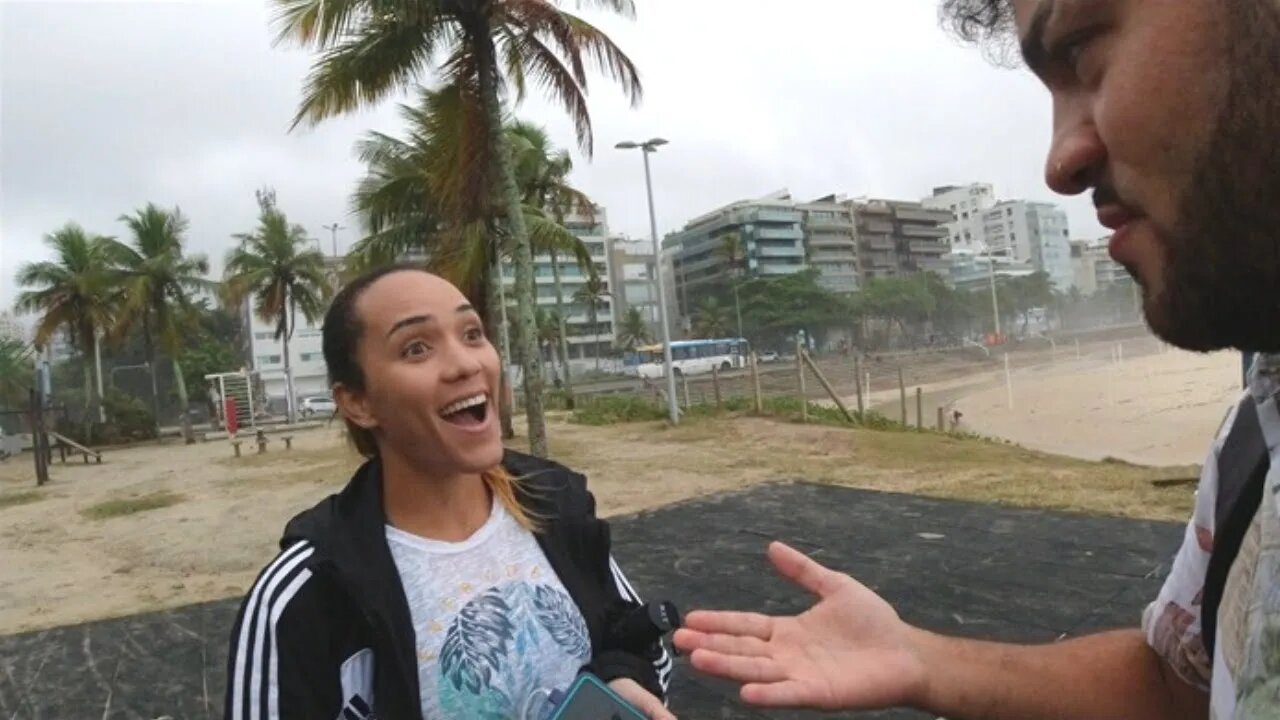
<box><xmin>323</xmin><ymin>223</ymin><xmax>346</xmax><ymax>259</ymax></box>
<box><xmin>987</xmin><ymin>249</ymin><xmax>1002</xmax><ymax>342</ymax></box>
<box><xmin>617</xmin><ymin>138</ymin><xmax>679</xmax><ymax>424</ymax></box>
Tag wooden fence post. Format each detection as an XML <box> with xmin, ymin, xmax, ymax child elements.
<box><xmin>712</xmin><ymin>365</ymin><xmax>723</xmax><ymax>410</ymax></box>
<box><xmin>802</xmin><ymin>351</ymin><xmax>855</xmax><ymax>423</ymax></box>
<box><xmin>937</xmin><ymin>406</ymin><xmax>946</xmax><ymax>431</ymax></box>
<box><xmin>916</xmin><ymin>387</ymin><xmax>923</xmax><ymax>430</ymax></box>
<box><xmin>854</xmin><ymin>355</ymin><xmax>864</xmax><ymax>417</ymax></box>
<box><xmin>898</xmin><ymin>367</ymin><xmax>907</xmax><ymax>425</ymax></box>
<box><xmin>682</xmin><ymin>373</ymin><xmax>691</xmax><ymax>409</ymax></box>
<box><xmin>797</xmin><ymin>337</ymin><xmax>807</xmax><ymax>423</ymax></box>
<box><xmin>751</xmin><ymin>352</ymin><xmax>763</xmax><ymax>414</ymax></box>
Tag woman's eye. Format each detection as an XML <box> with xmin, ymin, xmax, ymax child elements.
<box><xmin>464</xmin><ymin>327</ymin><xmax>485</xmax><ymax>343</ymax></box>
<box><xmin>402</xmin><ymin>340</ymin><xmax>430</xmax><ymax>358</ymax></box>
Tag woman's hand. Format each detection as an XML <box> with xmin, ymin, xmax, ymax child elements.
<box><xmin>608</xmin><ymin>678</ymin><xmax>676</xmax><ymax>720</ymax></box>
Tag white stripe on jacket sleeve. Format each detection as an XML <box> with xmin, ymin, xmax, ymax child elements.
<box><xmin>230</xmin><ymin>541</ymin><xmax>314</xmax><ymax>720</ymax></box>
<box><xmin>609</xmin><ymin>556</ymin><xmax>674</xmax><ymax>696</ymax></box>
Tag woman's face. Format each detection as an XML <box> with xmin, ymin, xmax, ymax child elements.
<box><xmin>336</xmin><ymin>270</ymin><xmax>503</xmax><ymax>476</ymax></box>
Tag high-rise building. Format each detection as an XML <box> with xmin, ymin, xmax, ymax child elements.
<box><xmin>606</xmin><ymin>236</ymin><xmax>661</xmax><ymax>338</ymax></box>
<box><xmin>501</xmin><ymin>204</ymin><xmax>616</xmax><ymax>366</ymax></box>
<box><xmin>922</xmin><ymin>183</ymin><xmax>997</xmax><ymax>253</ymax></box>
<box><xmin>851</xmin><ymin>199</ymin><xmax>953</xmax><ymax>281</ymax></box>
<box><xmin>924</xmin><ymin>185</ymin><xmax>1075</xmax><ymax>292</ymax></box>
<box><xmin>665</xmin><ymin>190</ymin><xmax>808</xmax><ymax>320</ymax></box>
<box><xmin>0</xmin><ymin>312</ymin><xmax>27</xmax><ymax>344</ymax></box>
<box><xmin>946</xmin><ymin>248</ymin><xmax>1037</xmax><ymax>293</ymax></box>
<box><xmin>1071</xmin><ymin>237</ymin><xmax>1133</xmax><ymax>296</ymax></box>
<box><xmin>799</xmin><ymin>196</ymin><xmax>860</xmax><ymax>294</ymax></box>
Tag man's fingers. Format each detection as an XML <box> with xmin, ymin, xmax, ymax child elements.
<box><xmin>674</xmin><ymin>629</ymin><xmax>771</xmax><ymax>658</ymax></box>
<box><xmin>768</xmin><ymin>541</ymin><xmax>845</xmax><ymax>598</ymax></box>
<box><xmin>741</xmin><ymin>679</ymin><xmax>821</xmax><ymax>709</ymax></box>
<box><xmin>682</xmin><ymin>610</ymin><xmax>775</xmax><ymax>640</ymax></box>
<box><xmin>689</xmin><ymin>648</ymin><xmax>787</xmax><ymax>684</ymax></box>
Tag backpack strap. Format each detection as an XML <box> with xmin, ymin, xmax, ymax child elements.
<box><xmin>1202</xmin><ymin>394</ymin><xmax>1268</xmax><ymax>660</ymax></box>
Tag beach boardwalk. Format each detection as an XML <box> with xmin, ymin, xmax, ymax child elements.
<box><xmin>0</xmin><ymin>482</ymin><xmax>1182</xmax><ymax>719</ymax></box>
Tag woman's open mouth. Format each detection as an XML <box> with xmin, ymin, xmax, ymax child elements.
<box><xmin>439</xmin><ymin>393</ymin><xmax>489</xmax><ymax>429</ymax></box>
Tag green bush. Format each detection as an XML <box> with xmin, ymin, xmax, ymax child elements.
<box><xmin>102</xmin><ymin>389</ymin><xmax>158</xmax><ymax>442</ymax></box>
<box><xmin>570</xmin><ymin>395</ymin><xmax>666</xmax><ymax>425</ymax></box>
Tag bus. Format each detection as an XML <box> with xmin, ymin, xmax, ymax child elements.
<box><xmin>626</xmin><ymin>338</ymin><xmax>749</xmax><ymax>378</ymax></box>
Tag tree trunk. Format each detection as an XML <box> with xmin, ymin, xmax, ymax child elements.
<box><xmin>172</xmin><ymin>357</ymin><xmax>195</xmax><ymax>444</ymax></box>
<box><xmin>488</xmin><ymin>260</ymin><xmax>515</xmax><ymax>440</ymax></box>
<box><xmin>82</xmin><ymin>357</ymin><xmax>94</xmax><ymax>444</ymax></box>
<box><xmin>591</xmin><ymin>303</ymin><xmax>601</xmax><ymax>372</ymax></box>
<box><xmin>549</xmin><ymin>246</ymin><xmax>574</xmax><ymax>407</ymax></box>
<box><xmin>282</xmin><ymin>301</ymin><xmax>297</xmax><ymax>425</ymax></box>
<box><xmin>476</xmin><ymin>32</ymin><xmax>546</xmax><ymax>457</ymax></box>
<box><xmin>143</xmin><ymin>316</ymin><xmax>161</xmax><ymax>434</ymax></box>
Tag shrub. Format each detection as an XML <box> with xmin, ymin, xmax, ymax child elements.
<box><xmin>570</xmin><ymin>395</ymin><xmax>666</xmax><ymax>426</ymax></box>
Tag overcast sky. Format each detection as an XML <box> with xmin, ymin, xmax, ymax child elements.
<box><xmin>0</xmin><ymin>0</ymin><xmax>1105</xmax><ymax>315</ymax></box>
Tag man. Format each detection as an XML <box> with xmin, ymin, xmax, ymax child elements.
<box><xmin>672</xmin><ymin>1</ymin><xmax>1280</xmax><ymax>718</ymax></box>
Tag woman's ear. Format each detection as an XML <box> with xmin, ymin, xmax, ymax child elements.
<box><xmin>334</xmin><ymin>383</ymin><xmax>378</xmax><ymax>430</ymax></box>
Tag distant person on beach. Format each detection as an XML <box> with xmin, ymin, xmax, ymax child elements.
<box><xmin>676</xmin><ymin>1</ymin><xmax>1280</xmax><ymax>718</ymax></box>
<box><xmin>223</xmin><ymin>266</ymin><xmax>673</xmax><ymax>720</ymax></box>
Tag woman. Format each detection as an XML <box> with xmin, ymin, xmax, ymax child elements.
<box><xmin>224</xmin><ymin>265</ymin><xmax>674</xmax><ymax>720</ymax></box>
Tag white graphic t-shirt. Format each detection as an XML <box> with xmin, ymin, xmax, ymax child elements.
<box><xmin>387</xmin><ymin>500</ymin><xmax>592</xmax><ymax>720</ymax></box>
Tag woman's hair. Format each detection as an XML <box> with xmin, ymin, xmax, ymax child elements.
<box><xmin>322</xmin><ymin>263</ymin><xmax>538</xmax><ymax>530</ymax></box>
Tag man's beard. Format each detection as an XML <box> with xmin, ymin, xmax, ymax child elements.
<box><xmin>1144</xmin><ymin>2</ymin><xmax>1280</xmax><ymax>353</ymax></box>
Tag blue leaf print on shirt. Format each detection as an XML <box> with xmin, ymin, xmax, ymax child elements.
<box><xmin>440</xmin><ymin>587</ymin><xmax>516</xmax><ymax>695</ymax></box>
<box><xmin>531</xmin><ymin>584</ymin><xmax>591</xmax><ymax>661</ymax></box>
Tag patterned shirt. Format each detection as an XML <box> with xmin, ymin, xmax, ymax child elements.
<box><xmin>1143</xmin><ymin>353</ymin><xmax>1280</xmax><ymax>718</ymax></box>
<box><xmin>387</xmin><ymin>500</ymin><xmax>592</xmax><ymax>720</ymax></box>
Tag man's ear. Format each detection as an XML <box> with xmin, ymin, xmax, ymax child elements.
<box><xmin>333</xmin><ymin>383</ymin><xmax>378</xmax><ymax>430</ymax></box>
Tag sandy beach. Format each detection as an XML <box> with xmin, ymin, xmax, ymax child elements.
<box><xmin>953</xmin><ymin>345</ymin><xmax>1242</xmax><ymax>466</ymax></box>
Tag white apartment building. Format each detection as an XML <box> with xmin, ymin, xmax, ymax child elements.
<box><xmin>606</xmin><ymin>237</ymin><xmax>661</xmax><ymax>335</ymax></box>
<box><xmin>499</xmin><ymin>205</ymin><xmax>616</xmax><ymax>368</ymax></box>
<box><xmin>924</xmin><ymin>185</ymin><xmax>1075</xmax><ymax>292</ymax></box>
<box><xmin>922</xmin><ymin>183</ymin><xmax>997</xmax><ymax>253</ymax></box>
<box><xmin>0</xmin><ymin>312</ymin><xmax>27</xmax><ymax>344</ymax></box>
<box><xmin>1071</xmin><ymin>237</ymin><xmax>1134</xmax><ymax>296</ymax></box>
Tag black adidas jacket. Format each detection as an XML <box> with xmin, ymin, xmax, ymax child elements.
<box><xmin>223</xmin><ymin>451</ymin><xmax>672</xmax><ymax>720</ymax></box>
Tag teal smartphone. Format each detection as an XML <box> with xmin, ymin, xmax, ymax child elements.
<box><xmin>547</xmin><ymin>674</ymin><xmax>648</xmax><ymax>720</ymax></box>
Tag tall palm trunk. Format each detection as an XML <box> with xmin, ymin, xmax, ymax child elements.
<box><xmin>172</xmin><ymin>357</ymin><xmax>195</xmax><ymax>443</ymax></box>
<box><xmin>476</xmin><ymin>33</ymin><xmax>546</xmax><ymax>457</ymax></box>
<box><xmin>82</xmin><ymin>357</ymin><xmax>94</xmax><ymax>443</ymax></box>
<box><xmin>487</xmin><ymin>258</ymin><xmax>515</xmax><ymax>440</ymax></box>
<box><xmin>589</xmin><ymin>302</ymin><xmax>601</xmax><ymax>372</ymax></box>
<box><xmin>142</xmin><ymin>316</ymin><xmax>161</xmax><ymax>433</ymax></box>
<box><xmin>549</xmin><ymin>246</ymin><xmax>574</xmax><ymax>408</ymax></box>
<box><xmin>282</xmin><ymin>299</ymin><xmax>297</xmax><ymax>425</ymax></box>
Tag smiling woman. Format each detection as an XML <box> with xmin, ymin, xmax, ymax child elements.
<box><xmin>222</xmin><ymin>264</ymin><xmax>675</xmax><ymax>720</ymax></box>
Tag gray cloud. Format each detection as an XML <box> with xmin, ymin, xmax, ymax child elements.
<box><xmin>0</xmin><ymin>0</ymin><xmax>1102</xmax><ymax>314</ymax></box>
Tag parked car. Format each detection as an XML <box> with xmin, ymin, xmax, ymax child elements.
<box><xmin>758</xmin><ymin>350</ymin><xmax>780</xmax><ymax>363</ymax></box>
<box><xmin>299</xmin><ymin>395</ymin><xmax>337</xmax><ymax>417</ymax></box>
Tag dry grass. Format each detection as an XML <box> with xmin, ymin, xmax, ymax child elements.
<box><xmin>0</xmin><ymin>490</ymin><xmax>46</xmax><ymax>511</ymax></box>
<box><xmin>81</xmin><ymin>491</ymin><xmax>186</xmax><ymax>520</ymax></box>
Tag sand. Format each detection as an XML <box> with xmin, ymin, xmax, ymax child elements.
<box><xmin>953</xmin><ymin>344</ymin><xmax>1242</xmax><ymax>466</ymax></box>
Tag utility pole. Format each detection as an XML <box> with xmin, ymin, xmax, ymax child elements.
<box><xmin>323</xmin><ymin>223</ymin><xmax>345</xmax><ymax>259</ymax></box>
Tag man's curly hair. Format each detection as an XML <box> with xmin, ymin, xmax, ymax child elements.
<box><xmin>939</xmin><ymin>0</ymin><xmax>1021</xmax><ymax>66</ymax></box>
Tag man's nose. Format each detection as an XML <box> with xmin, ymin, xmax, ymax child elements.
<box><xmin>1045</xmin><ymin>98</ymin><xmax>1106</xmax><ymax>196</ymax></box>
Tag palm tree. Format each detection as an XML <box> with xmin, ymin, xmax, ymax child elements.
<box><xmin>615</xmin><ymin>306</ymin><xmax>650</xmax><ymax>351</ymax></box>
<box><xmin>573</xmin><ymin>273</ymin><xmax>611</xmax><ymax>371</ymax></box>
<box><xmin>15</xmin><ymin>224</ymin><xmax>122</xmax><ymax>440</ymax></box>
<box><xmin>0</xmin><ymin>337</ymin><xmax>34</xmax><ymax>408</ymax></box>
<box><xmin>719</xmin><ymin>231</ymin><xmax>746</xmax><ymax>339</ymax></box>
<box><xmin>510</xmin><ymin>120</ymin><xmax>596</xmax><ymax>406</ymax></box>
<box><xmin>113</xmin><ymin>204</ymin><xmax>214</xmax><ymax>443</ymax></box>
<box><xmin>536</xmin><ymin>306</ymin><xmax>562</xmax><ymax>385</ymax></box>
<box><xmin>271</xmin><ymin>0</ymin><xmax>643</xmax><ymax>457</ymax></box>
<box><xmin>223</xmin><ymin>189</ymin><xmax>331</xmax><ymax>425</ymax></box>
<box><xmin>694</xmin><ymin>296</ymin><xmax>734</xmax><ymax>338</ymax></box>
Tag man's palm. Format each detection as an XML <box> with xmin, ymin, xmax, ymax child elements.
<box><xmin>673</xmin><ymin>542</ymin><xmax>927</xmax><ymax>711</ymax></box>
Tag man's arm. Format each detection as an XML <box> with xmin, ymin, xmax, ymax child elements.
<box><xmin>911</xmin><ymin>628</ymin><xmax>1208</xmax><ymax>720</ymax></box>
